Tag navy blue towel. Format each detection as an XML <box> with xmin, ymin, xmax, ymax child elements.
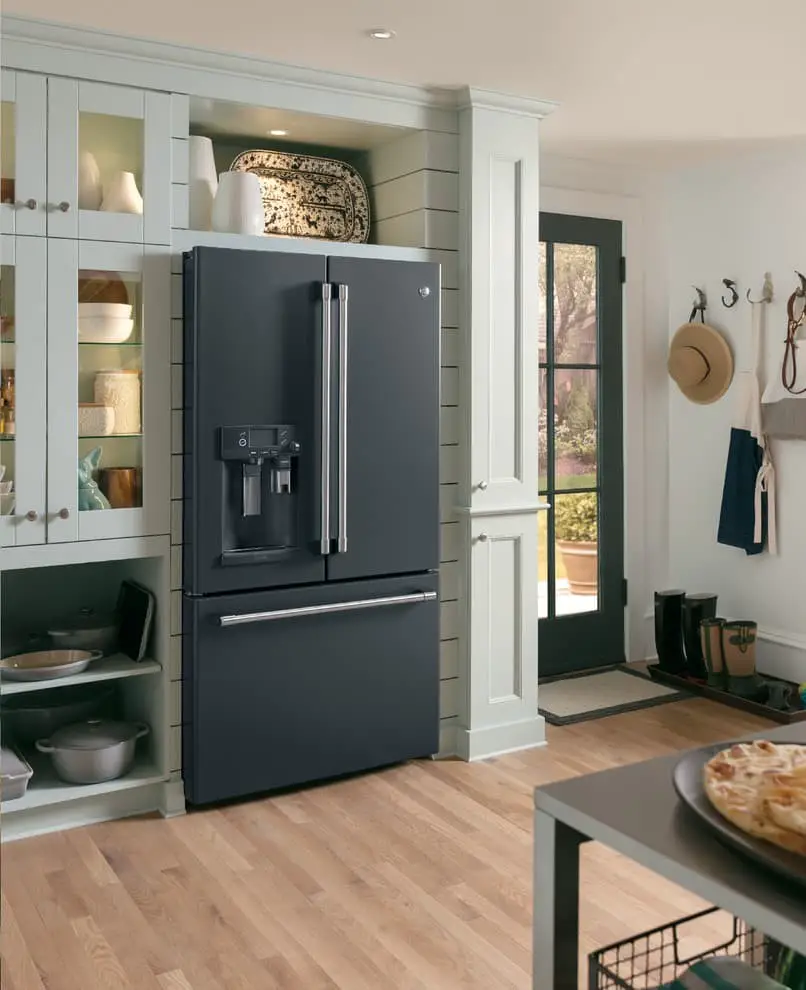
<box><xmin>717</xmin><ymin>427</ymin><xmax>766</xmax><ymax>555</ymax></box>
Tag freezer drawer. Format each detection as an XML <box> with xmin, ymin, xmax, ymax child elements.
<box><xmin>182</xmin><ymin>574</ymin><xmax>439</xmax><ymax>805</ymax></box>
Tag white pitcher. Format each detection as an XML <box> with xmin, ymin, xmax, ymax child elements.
<box><xmin>101</xmin><ymin>171</ymin><xmax>143</xmax><ymax>215</ymax></box>
<box><xmin>211</xmin><ymin>171</ymin><xmax>264</xmax><ymax>236</ymax></box>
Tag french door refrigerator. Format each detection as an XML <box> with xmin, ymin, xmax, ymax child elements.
<box><xmin>182</xmin><ymin>246</ymin><xmax>441</xmax><ymax>805</ymax></box>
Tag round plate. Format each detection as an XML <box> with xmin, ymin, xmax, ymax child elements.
<box><xmin>673</xmin><ymin>740</ymin><xmax>806</xmax><ymax>888</ymax></box>
<box><xmin>0</xmin><ymin>649</ymin><xmax>98</xmax><ymax>682</ymax></box>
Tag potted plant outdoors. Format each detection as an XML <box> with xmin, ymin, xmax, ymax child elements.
<box><xmin>554</xmin><ymin>492</ymin><xmax>598</xmax><ymax>596</ymax></box>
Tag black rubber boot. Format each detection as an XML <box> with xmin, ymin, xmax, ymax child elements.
<box><xmin>683</xmin><ymin>593</ymin><xmax>718</xmax><ymax>679</ymax></box>
<box><xmin>654</xmin><ymin>589</ymin><xmax>687</xmax><ymax>675</ymax></box>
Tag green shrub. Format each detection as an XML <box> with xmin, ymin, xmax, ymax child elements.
<box><xmin>555</xmin><ymin>492</ymin><xmax>598</xmax><ymax>543</ymax></box>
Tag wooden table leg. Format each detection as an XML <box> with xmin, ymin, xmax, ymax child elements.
<box><xmin>533</xmin><ymin>808</ymin><xmax>586</xmax><ymax>990</ymax></box>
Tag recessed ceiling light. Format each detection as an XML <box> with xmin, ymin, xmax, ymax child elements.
<box><xmin>269</xmin><ymin>129</ymin><xmax>288</xmax><ymax>137</ymax></box>
<box><xmin>368</xmin><ymin>28</ymin><xmax>395</xmax><ymax>39</ymax></box>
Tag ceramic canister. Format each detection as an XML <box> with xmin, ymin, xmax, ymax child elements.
<box><xmin>211</xmin><ymin>171</ymin><xmax>264</xmax><ymax>236</ymax></box>
<box><xmin>188</xmin><ymin>136</ymin><xmax>218</xmax><ymax>231</ymax></box>
<box><xmin>101</xmin><ymin>171</ymin><xmax>143</xmax><ymax>215</ymax></box>
<box><xmin>94</xmin><ymin>370</ymin><xmax>141</xmax><ymax>434</ymax></box>
<box><xmin>78</xmin><ymin>403</ymin><xmax>115</xmax><ymax>437</ymax></box>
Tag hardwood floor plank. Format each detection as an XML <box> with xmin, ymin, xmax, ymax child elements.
<box><xmin>1</xmin><ymin>699</ymin><xmax>774</xmax><ymax>990</ymax></box>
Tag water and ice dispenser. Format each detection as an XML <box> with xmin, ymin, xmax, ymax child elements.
<box><xmin>219</xmin><ymin>425</ymin><xmax>301</xmax><ymax>563</ymax></box>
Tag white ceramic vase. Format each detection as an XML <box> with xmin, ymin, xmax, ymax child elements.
<box><xmin>78</xmin><ymin>151</ymin><xmax>102</xmax><ymax>210</ymax></box>
<box><xmin>101</xmin><ymin>171</ymin><xmax>143</xmax><ymax>215</ymax></box>
<box><xmin>188</xmin><ymin>136</ymin><xmax>218</xmax><ymax>231</ymax></box>
<box><xmin>211</xmin><ymin>171</ymin><xmax>264</xmax><ymax>236</ymax></box>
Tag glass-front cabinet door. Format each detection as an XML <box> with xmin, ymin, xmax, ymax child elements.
<box><xmin>46</xmin><ymin>79</ymin><xmax>171</xmax><ymax>244</ymax></box>
<box><xmin>0</xmin><ymin>70</ymin><xmax>47</xmax><ymax>237</ymax></box>
<box><xmin>0</xmin><ymin>235</ymin><xmax>47</xmax><ymax>546</ymax></box>
<box><xmin>47</xmin><ymin>239</ymin><xmax>170</xmax><ymax>543</ymax></box>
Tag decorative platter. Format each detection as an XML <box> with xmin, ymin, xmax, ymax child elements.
<box><xmin>673</xmin><ymin>740</ymin><xmax>806</xmax><ymax>889</ymax></box>
<box><xmin>229</xmin><ymin>150</ymin><xmax>370</xmax><ymax>243</ymax></box>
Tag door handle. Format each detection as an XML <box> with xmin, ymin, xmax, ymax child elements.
<box><xmin>218</xmin><ymin>590</ymin><xmax>438</xmax><ymax>627</ymax></box>
<box><xmin>320</xmin><ymin>283</ymin><xmax>333</xmax><ymax>555</ymax></box>
<box><xmin>337</xmin><ymin>283</ymin><xmax>349</xmax><ymax>554</ymax></box>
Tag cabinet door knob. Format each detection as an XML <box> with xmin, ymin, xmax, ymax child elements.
<box><xmin>477</xmin><ymin>481</ymin><xmax>488</xmax><ymax>491</ymax></box>
<box><xmin>57</xmin><ymin>201</ymin><xmax>71</xmax><ymax>212</ymax></box>
<box><xmin>58</xmin><ymin>507</ymin><xmax>70</xmax><ymax>520</ymax></box>
<box><xmin>20</xmin><ymin>198</ymin><xmax>37</xmax><ymax>210</ymax></box>
<box><xmin>477</xmin><ymin>533</ymin><xmax>489</xmax><ymax>543</ymax></box>
<box><xmin>25</xmin><ymin>510</ymin><xmax>38</xmax><ymax>522</ymax></box>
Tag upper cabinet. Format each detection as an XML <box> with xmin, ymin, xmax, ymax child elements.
<box><xmin>1</xmin><ymin>72</ymin><xmax>171</xmax><ymax>245</ymax></box>
<box><xmin>1</xmin><ymin>71</ymin><xmax>47</xmax><ymax>237</ymax></box>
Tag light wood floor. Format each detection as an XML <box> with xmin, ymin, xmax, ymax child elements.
<box><xmin>1</xmin><ymin>699</ymin><xmax>772</xmax><ymax>990</ymax></box>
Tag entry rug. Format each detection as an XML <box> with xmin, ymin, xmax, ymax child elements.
<box><xmin>539</xmin><ymin>667</ymin><xmax>687</xmax><ymax>726</ymax></box>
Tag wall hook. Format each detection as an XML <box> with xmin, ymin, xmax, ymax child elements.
<box><xmin>796</xmin><ymin>271</ymin><xmax>806</xmax><ymax>298</ymax></box>
<box><xmin>689</xmin><ymin>286</ymin><xmax>707</xmax><ymax>323</ymax></box>
<box><xmin>721</xmin><ymin>279</ymin><xmax>739</xmax><ymax>308</ymax></box>
<box><xmin>746</xmin><ymin>272</ymin><xmax>774</xmax><ymax>305</ymax></box>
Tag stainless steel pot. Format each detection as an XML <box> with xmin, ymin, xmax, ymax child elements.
<box><xmin>36</xmin><ymin>719</ymin><xmax>149</xmax><ymax>784</ymax></box>
<box><xmin>47</xmin><ymin>608</ymin><xmax>118</xmax><ymax>654</ymax></box>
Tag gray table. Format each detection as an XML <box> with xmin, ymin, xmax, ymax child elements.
<box><xmin>533</xmin><ymin>722</ymin><xmax>806</xmax><ymax>989</ymax></box>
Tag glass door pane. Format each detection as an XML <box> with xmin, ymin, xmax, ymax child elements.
<box><xmin>0</xmin><ymin>261</ymin><xmax>17</xmax><ymax>519</ymax></box>
<box><xmin>78</xmin><ymin>267</ymin><xmax>143</xmax><ymax>513</ymax></box>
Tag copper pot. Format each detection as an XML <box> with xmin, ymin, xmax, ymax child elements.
<box><xmin>98</xmin><ymin>468</ymin><xmax>141</xmax><ymax>508</ymax></box>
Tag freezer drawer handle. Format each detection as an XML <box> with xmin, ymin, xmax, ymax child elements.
<box><xmin>218</xmin><ymin>590</ymin><xmax>438</xmax><ymax>627</ymax></box>
<box><xmin>320</xmin><ymin>282</ymin><xmax>333</xmax><ymax>555</ymax></box>
<box><xmin>337</xmin><ymin>283</ymin><xmax>349</xmax><ymax>554</ymax></box>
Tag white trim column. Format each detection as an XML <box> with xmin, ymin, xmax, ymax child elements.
<box><xmin>456</xmin><ymin>89</ymin><xmax>556</xmax><ymax>761</ymax></box>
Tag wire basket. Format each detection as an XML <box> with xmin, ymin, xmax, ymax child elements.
<box><xmin>589</xmin><ymin>907</ymin><xmax>767</xmax><ymax>989</ymax></box>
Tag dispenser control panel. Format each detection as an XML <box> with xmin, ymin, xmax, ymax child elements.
<box><xmin>220</xmin><ymin>426</ymin><xmax>299</xmax><ymax>461</ymax></box>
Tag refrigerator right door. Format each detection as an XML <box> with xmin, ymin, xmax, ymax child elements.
<box><xmin>326</xmin><ymin>257</ymin><xmax>440</xmax><ymax>581</ymax></box>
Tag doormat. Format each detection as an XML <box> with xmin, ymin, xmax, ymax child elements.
<box><xmin>538</xmin><ymin>667</ymin><xmax>688</xmax><ymax>726</ymax></box>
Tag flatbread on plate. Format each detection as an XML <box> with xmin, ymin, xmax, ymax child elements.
<box><xmin>703</xmin><ymin>740</ymin><xmax>806</xmax><ymax>857</ymax></box>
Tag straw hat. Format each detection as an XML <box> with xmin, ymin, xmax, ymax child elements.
<box><xmin>667</xmin><ymin>322</ymin><xmax>733</xmax><ymax>404</ymax></box>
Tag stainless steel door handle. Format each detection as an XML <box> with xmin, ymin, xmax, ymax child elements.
<box><xmin>337</xmin><ymin>284</ymin><xmax>349</xmax><ymax>553</ymax></box>
<box><xmin>320</xmin><ymin>283</ymin><xmax>333</xmax><ymax>555</ymax></box>
<box><xmin>219</xmin><ymin>590</ymin><xmax>438</xmax><ymax>627</ymax></box>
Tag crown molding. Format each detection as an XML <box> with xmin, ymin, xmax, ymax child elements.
<box><xmin>0</xmin><ymin>16</ymin><xmax>460</xmax><ymax>131</ymax></box>
<box><xmin>458</xmin><ymin>86</ymin><xmax>559</xmax><ymax>119</ymax></box>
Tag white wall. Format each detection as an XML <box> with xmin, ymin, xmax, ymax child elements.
<box><xmin>663</xmin><ymin>143</ymin><xmax>806</xmax><ymax>681</ymax></box>
<box><xmin>540</xmin><ymin>155</ymin><xmax>669</xmax><ymax>661</ymax></box>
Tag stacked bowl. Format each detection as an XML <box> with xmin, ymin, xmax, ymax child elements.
<box><xmin>78</xmin><ymin>302</ymin><xmax>134</xmax><ymax>344</ymax></box>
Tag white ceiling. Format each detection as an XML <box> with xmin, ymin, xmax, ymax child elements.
<box><xmin>4</xmin><ymin>0</ymin><xmax>805</xmax><ymax>165</ymax></box>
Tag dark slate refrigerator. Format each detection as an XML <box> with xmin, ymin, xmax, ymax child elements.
<box><xmin>182</xmin><ymin>246</ymin><xmax>441</xmax><ymax>805</ymax></box>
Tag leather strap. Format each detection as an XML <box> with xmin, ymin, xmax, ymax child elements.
<box><xmin>782</xmin><ymin>289</ymin><xmax>806</xmax><ymax>394</ymax></box>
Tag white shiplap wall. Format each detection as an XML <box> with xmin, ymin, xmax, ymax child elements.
<box><xmin>368</xmin><ymin>129</ymin><xmax>462</xmax><ymax>746</ymax></box>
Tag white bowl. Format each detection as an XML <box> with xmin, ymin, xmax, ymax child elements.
<box><xmin>78</xmin><ymin>317</ymin><xmax>134</xmax><ymax>344</ymax></box>
<box><xmin>78</xmin><ymin>303</ymin><xmax>132</xmax><ymax>319</ymax></box>
<box><xmin>0</xmin><ymin>493</ymin><xmax>15</xmax><ymax>516</ymax></box>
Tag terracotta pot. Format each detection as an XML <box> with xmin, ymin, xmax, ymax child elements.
<box><xmin>556</xmin><ymin>540</ymin><xmax>598</xmax><ymax>595</ymax></box>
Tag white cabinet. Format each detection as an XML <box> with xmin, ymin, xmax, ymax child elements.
<box><xmin>47</xmin><ymin>240</ymin><xmax>171</xmax><ymax>542</ymax></box>
<box><xmin>2</xmin><ymin>72</ymin><xmax>171</xmax><ymax>245</ymax></box>
<box><xmin>0</xmin><ymin>235</ymin><xmax>47</xmax><ymax>546</ymax></box>
<box><xmin>47</xmin><ymin>79</ymin><xmax>172</xmax><ymax>244</ymax></box>
<box><xmin>0</xmin><ymin>237</ymin><xmax>170</xmax><ymax>547</ymax></box>
<box><xmin>0</xmin><ymin>70</ymin><xmax>47</xmax><ymax>237</ymax></box>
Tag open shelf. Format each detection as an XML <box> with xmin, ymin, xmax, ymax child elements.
<box><xmin>0</xmin><ymin>653</ymin><xmax>161</xmax><ymax>696</ymax></box>
<box><xmin>1</xmin><ymin>755</ymin><xmax>165</xmax><ymax>813</ymax></box>
<box><xmin>0</xmin><ymin>435</ymin><xmax>15</xmax><ymax>442</ymax></box>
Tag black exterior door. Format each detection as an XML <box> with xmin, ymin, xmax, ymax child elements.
<box><xmin>182</xmin><ymin>573</ymin><xmax>440</xmax><ymax>805</ymax></box>
<box><xmin>325</xmin><ymin>257</ymin><xmax>440</xmax><ymax>582</ymax></box>
<box><xmin>183</xmin><ymin>247</ymin><xmax>327</xmax><ymax>596</ymax></box>
<box><xmin>538</xmin><ymin>214</ymin><xmax>624</xmax><ymax>675</ymax></box>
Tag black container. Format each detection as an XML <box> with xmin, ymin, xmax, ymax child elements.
<box><xmin>683</xmin><ymin>592</ymin><xmax>718</xmax><ymax>679</ymax></box>
<box><xmin>654</xmin><ymin>589</ymin><xmax>686</xmax><ymax>675</ymax></box>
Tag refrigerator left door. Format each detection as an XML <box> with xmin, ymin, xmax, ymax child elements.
<box><xmin>183</xmin><ymin>247</ymin><xmax>328</xmax><ymax>595</ymax></box>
